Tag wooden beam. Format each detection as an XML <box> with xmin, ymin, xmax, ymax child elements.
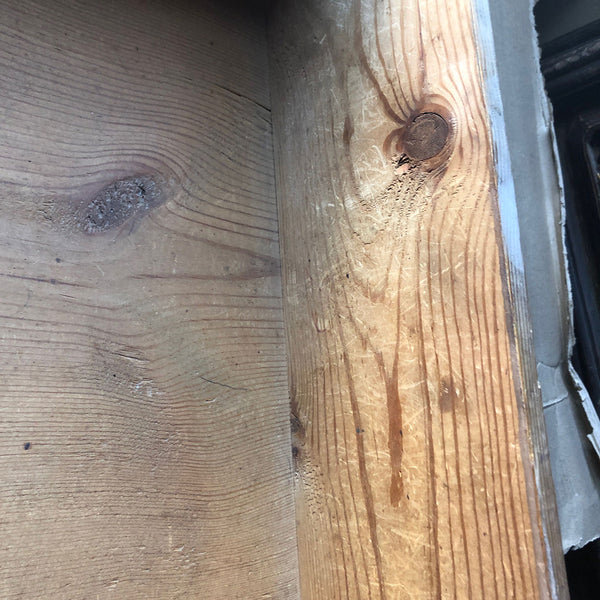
<box><xmin>268</xmin><ymin>0</ymin><xmax>565</xmax><ymax>598</ymax></box>
<box><xmin>0</xmin><ymin>1</ymin><xmax>298</xmax><ymax>598</ymax></box>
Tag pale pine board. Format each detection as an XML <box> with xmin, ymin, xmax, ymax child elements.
<box><xmin>269</xmin><ymin>0</ymin><xmax>554</xmax><ymax>598</ymax></box>
<box><xmin>0</xmin><ymin>1</ymin><xmax>298</xmax><ymax>598</ymax></box>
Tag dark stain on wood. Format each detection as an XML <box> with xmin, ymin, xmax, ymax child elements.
<box><xmin>290</xmin><ymin>409</ymin><xmax>304</xmax><ymax>438</ymax></box>
<box><xmin>290</xmin><ymin>408</ymin><xmax>305</xmax><ymax>467</ymax></box>
<box><xmin>343</xmin><ymin>115</ymin><xmax>354</xmax><ymax>148</ymax></box>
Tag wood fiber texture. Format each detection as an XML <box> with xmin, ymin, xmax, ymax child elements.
<box><xmin>269</xmin><ymin>0</ymin><xmax>553</xmax><ymax>598</ymax></box>
<box><xmin>0</xmin><ymin>1</ymin><xmax>299</xmax><ymax>598</ymax></box>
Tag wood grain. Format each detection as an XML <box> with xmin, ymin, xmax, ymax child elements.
<box><xmin>0</xmin><ymin>1</ymin><xmax>299</xmax><ymax>598</ymax></box>
<box><xmin>269</xmin><ymin>0</ymin><xmax>556</xmax><ymax>598</ymax></box>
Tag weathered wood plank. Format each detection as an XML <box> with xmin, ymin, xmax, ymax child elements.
<box><xmin>0</xmin><ymin>1</ymin><xmax>299</xmax><ymax>598</ymax></box>
<box><xmin>269</xmin><ymin>0</ymin><xmax>559</xmax><ymax>598</ymax></box>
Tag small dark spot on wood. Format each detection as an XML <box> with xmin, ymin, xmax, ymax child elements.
<box><xmin>290</xmin><ymin>412</ymin><xmax>303</xmax><ymax>436</ymax></box>
<box><xmin>346</xmin><ymin>273</ymin><xmax>349</xmax><ymax>279</ymax></box>
<box><xmin>356</xmin><ymin>427</ymin><xmax>364</xmax><ymax>434</ymax></box>
<box><xmin>50</xmin><ymin>278</ymin><xmax>56</xmax><ymax>285</ymax></box>
<box><xmin>23</xmin><ymin>442</ymin><xmax>31</xmax><ymax>450</ymax></box>
<box><xmin>291</xmin><ymin>410</ymin><xmax>305</xmax><ymax>464</ymax></box>
<box><xmin>440</xmin><ymin>377</ymin><xmax>453</xmax><ymax>413</ymax></box>
<box><xmin>343</xmin><ymin>115</ymin><xmax>354</xmax><ymax>148</ymax></box>
<box><xmin>406</xmin><ymin>494</ymin><xmax>410</xmax><ymax>500</ymax></box>
<box><xmin>404</xmin><ymin>112</ymin><xmax>449</xmax><ymax>161</ymax></box>
<box><xmin>55</xmin><ymin>258</ymin><xmax>61</xmax><ymax>263</ymax></box>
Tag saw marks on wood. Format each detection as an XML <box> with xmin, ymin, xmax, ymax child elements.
<box><xmin>0</xmin><ymin>1</ymin><xmax>298</xmax><ymax>599</ymax></box>
<box><xmin>269</xmin><ymin>0</ymin><xmax>551</xmax><ymax>598</ymax></box>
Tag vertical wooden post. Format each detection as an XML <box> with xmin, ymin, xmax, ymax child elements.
<box><xmin>269</xmin><ymin>0</ymin><xmax>565</xmax><ymax>597</ymax></box>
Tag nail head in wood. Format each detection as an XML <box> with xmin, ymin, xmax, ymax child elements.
<box><xmin>404</xmin><ymin>112</ymin><xmax>449</xmax><ymax>161</ymax></box>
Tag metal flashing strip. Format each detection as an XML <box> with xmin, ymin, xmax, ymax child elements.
<box><xmin>484</xmin><ymin>0</ymin><xmax>600</xmax><ymax>557</ymax></box>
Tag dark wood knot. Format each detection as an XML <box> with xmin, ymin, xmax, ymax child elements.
<box><xmin>404</xmin><ymin>112</ymin><xmax>449</xmax><ymax>161</ymax></box>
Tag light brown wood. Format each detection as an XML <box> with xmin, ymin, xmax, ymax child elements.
<box><xmin>269</xmin><ymin>0</ymin><xmax>557</xmax><ymax>598</ymax></box>
<box><xmin>0</xmin><ymin>1</ymin><xmax>299</xmax><ymax>598</ymax></box>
